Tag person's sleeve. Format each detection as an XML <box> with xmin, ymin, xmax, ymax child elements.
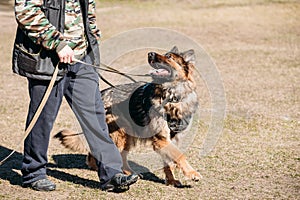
<box><xmin>88</xmin><ymin>0</ymin><xmax>101</xmax><ymax>42</ymax></box>
<box><xmin>15</xmin><ymin>0</ymin><xmax>67</xmax><ymax>51</ymax></box>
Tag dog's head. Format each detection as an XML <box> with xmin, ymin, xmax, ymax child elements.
<box><xmin>148</xmin><ymin>46</ymin><xmax>195</xmax><ymax>82</ymax></box>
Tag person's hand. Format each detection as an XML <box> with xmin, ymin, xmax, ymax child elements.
<box><xmin>57</xmin><ymin>45</ymin><xmax>74</xmax><ymax>63</ymax></box>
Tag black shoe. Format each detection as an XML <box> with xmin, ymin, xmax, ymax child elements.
<box><xmin>102</xmin><ymin>173</ymin><xmax>138</xmax><ymax>192</ymax></box>
<box><xmin>23</xmin><ymin>179</ymin><xmax>56</xmax><ymax>191</ymax></box>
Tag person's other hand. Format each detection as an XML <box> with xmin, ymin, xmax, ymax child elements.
<box><xmin>57</xmin><ymin>45</ymin><xmax>74</xmax><ymax>63</ymax></box>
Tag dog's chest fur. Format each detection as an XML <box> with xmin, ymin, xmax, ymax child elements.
<box><xmin>127</xmin><ymin>82</ymin><xmax>197</xmax><ymax>138</ymax></box>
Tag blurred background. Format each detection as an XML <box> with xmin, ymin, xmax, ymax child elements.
<box><xmin>0</xmin><ymin>0</ymin><xmax>299</xmax><ymax>199</ymax></box>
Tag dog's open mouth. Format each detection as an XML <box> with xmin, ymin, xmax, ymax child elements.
<box><xmin>149</xmin><ymin>68</ymin><xmax>170</xmax><ymax>76</ymax></box>
<box><xmin>149</xmin><ymin>62</ymin><xmax>172</xmax><ymax>78</ymax></box>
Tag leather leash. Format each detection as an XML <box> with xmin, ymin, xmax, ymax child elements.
<box><xmin>0</xmin><ymin>63</ymin><xmax>60</xmax><ymax>166</ymax></box>
<box><xmin>73</xmin><ymin>58</ymin><xmax>150</xmax><ymax>85</ymax></box>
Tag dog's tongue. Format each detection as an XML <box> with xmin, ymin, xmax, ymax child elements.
<box><xmin>149</xmin><ymin>68</ymin><xmax>169</xmax><ymax>76</ymax></box>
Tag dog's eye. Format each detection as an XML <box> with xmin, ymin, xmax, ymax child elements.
<box><xmin>165</xmin><ymin>54</ymin><xmax>172</xmax><ymax>59</ymax></box>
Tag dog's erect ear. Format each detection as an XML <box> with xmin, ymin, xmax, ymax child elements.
<box><xmin>170</xmin><ymin>46</ymin><xmax>179</xmax><ymax>54</ymax></box>
<box><xmin>182</xmin><ymin>49</ymin><xmax>195</xmax><ymax>64</ymax></box>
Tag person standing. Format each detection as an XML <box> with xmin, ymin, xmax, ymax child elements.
<box><xmin>12</xmin><ymin>0</ymin><xmax>138</xmax><ymax>192</ymax></box>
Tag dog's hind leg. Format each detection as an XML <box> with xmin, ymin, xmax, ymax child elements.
<box><xmin>163</xmin><ymin>162</ymin><xmax>182</xmax><ymax>187</ymax></box>
<box><xmin>121</xmin><ymin>150</ymin><xmax>135</xmax><ymax>175</ymax></box>
<box><xmin>86</xmin><ymin>153</ymin><xmax>98</xmax><ymax>171</ymax></box>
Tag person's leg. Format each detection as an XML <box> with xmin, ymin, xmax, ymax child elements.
<box><xmin>22</xmin><ymin>78</ymin><xmax>64</xmax><ymax>186</ymax></box>
<box><xmin>63</xmin><ymin>55</ymin><xmax>125</xmax><ymax>187</ymax></box>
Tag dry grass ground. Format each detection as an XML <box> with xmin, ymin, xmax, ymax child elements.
<box><xmin>0</xmin><ymin>0</ymin><xmax>299</xmax><ymax>199</ymax></box>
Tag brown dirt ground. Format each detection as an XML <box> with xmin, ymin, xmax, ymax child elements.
<box><xmin>0</xmin><ymin>0</ymin><xmax>299</xmax><ymax>199</ymax></box>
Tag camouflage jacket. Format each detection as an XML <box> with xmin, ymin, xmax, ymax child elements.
<box><xmin>12</xmin><ymin>0</ymin><xmax>101</xmax><ymax>80</ymax></box>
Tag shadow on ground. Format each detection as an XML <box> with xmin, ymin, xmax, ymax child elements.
<box><xmin>0</xmin><ymin>146</ymin><xmax>23</xmax><ymax>186</ymax></box>
<box><xmin>50</xmin><ymin>154</ymin><xmax>166</xmax><ymax>186</ymax></box>
<box><xmin>0</xmin><ymin>146</ymin><xmax>170</xmax><ymax>188</ymax></box>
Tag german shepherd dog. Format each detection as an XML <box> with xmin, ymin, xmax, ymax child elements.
<box><xmin>54</xmin><ymin>46</ymin><xmax>201</xmax><ymax>187</ymax></box>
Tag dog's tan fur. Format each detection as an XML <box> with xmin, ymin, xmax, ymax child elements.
<box><xmin>54</xmin><ymin>47</ymin><xmax>201</xmax><ymax>187</ymax></box>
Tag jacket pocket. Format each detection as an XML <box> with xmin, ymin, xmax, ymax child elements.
<box><xmin>15</xmin><ymin>43</ymin><xmax>41</xmax><ymax>74</ymax></box>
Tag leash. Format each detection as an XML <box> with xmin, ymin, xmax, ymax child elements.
<box><xmin>72</xmin><ymin>58</ymin><xmax>151</xmax><ymax>85</ymax></box>
<box><xmin>0</xmin><ymin>63</ymin><xmax>60</xmax><ymax>166</ymax></box>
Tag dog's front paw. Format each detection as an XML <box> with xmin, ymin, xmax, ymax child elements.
<box><xmin>185</xmin><ymin>170</ymin><xmax>202</xmax><ymax>181</ymax></box>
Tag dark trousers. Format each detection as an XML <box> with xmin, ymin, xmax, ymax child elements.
<box><xmin>21</xmin><ymin>55</ymin><xmax>123</xmax><ymax>187</ymax></box>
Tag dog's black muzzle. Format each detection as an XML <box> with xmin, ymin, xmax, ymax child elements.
<box><xmin>148</xmin><ymin>52</ymin><xmax>157</xmax><ymax>63</ymax></box>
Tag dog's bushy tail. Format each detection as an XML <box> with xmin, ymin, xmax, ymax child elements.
<box><xmin>54</xmin><ymin>129</ymin><xmax>89</xmax><ymax>153</ymax></box>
